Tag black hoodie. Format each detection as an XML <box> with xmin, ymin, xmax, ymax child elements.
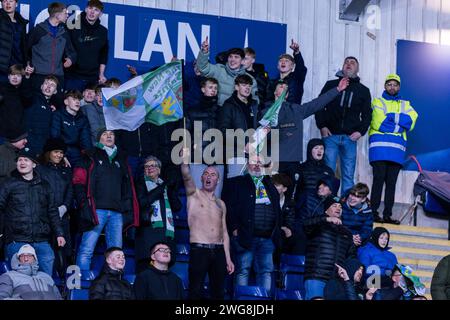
<box><xmin>68</xmin><ymin>12</ymin><xmax>109</xmax><ymax>79</ymax></box>
<box><xmin>295</xmin><ymin>139</ymin><xmax>335</xmax><ymax>195</ymax></box>
<box><xmin>315</xmin><ymin>72</ymin><xmax>372</xmax><ymax>136</ymax></box>
<box><xmin>134</xmin><ymin>265</ymin><xmax>184</xmax><ymax>300</ymax></box>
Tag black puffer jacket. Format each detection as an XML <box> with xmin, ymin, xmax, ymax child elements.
<box><xmin>295</xmin><ymin>139</ymin><xmax>335</xmax><ymax>194</ymax></box>
<box><xmin>0</xmin><ymin>9</ymin><xmax>28</xmax><ymax>73</ymax></box>
<box><xmin>304</xmin><ymin>215</ymin><xmax>354</xmax><ymax>282</ymax></box>
<box><xmin>0</xmin><ymin>170</ymin><xmax>64</xmax><ymax>244</ymax></box>
<box><xmin>89</xmin><ymin>265</ymin><xmax>134</xmax><ymax>300</ymax></box>
<box><xmin>36</xmin><ymin>163</ymin><xmax>73</xmax><ymax>210</ymax></box>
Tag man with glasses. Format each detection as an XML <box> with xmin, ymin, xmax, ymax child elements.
<box><xmin>28</xmin><ymin>2</ymin><xmax>77</xmax><ymax>103</ymax></box>
<box><xmin>368</xmin><ymin>74</ymin><xmax>418</xmax><ymax>225</ymax></box>
<box><xmin>134</xmin><ymin>241</ymin><xmax>184</xmax><ymax>300</ymax></box>
<box><xmin>341</xmin><ymin>183</ymin><xmax>373</xmax><ymax>247</ymax></box>
<box><xmin>180</xmin><ymin>148</ymin><xmax>234</xmax><ymax>300</ymax></box>
<box><xmin>73</xmin><ymin>128</ymin><xmax>139</xmax><ymax>272</ymax></box>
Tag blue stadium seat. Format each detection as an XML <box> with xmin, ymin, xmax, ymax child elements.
<box><xmin>123</xmin><ymin>274</ymin><xmax>136</xmax><ymax>285</ymax></box>
<box><xmin>176</xmin><ymin>244</ymin><xmax>190</xmax><ymax>262</ymax></box>
<box><xmin>69</xmin><ymin>289</ymin><xmax>89</xmax><ymax>300</ymax></box>
<box><xmin>171</xmin><ymin>261</ymin><xmax>189</xmax><ymax>290</ymax></box>
<box><xmin>124</xmin><ymin>257</ymin><xmax>135</xmax><ymax>275</ymax></box>
<box><xmin>91</xmin><ymin>254</ymin><xmax>105</xmax><ymax>274</ymax></box>
<box><xmin>0</xmin><ymin>261</ymin><xmax>10</xmax><ymax>274</ymax></box>
<box><xmin>175</xmin><ymin>228</ymin><xmax>190</xmax><ymax>245</ymax></box>
<box><xmin>79</xmin><ymin>270</ymin><xmax>97</xmax><ymax>289</ymax></box>
<box><xmin>279</xmin><ymin>254</ymin><xmax>305</xmax><ymax>296</ymax></box>
<box><xmin>123</xmin><ymin>246</ymin><xmax>135</xmax><ymax>257</ymax></box>
<box><xmin>234</xmin><ymin>285</ymin><xmax>271</xmax><ymax>300</ymax></box>
<box><xmin>275</xmin><ymin>289</ymin><xmax>303</xmax><ymax>300</ymax></box>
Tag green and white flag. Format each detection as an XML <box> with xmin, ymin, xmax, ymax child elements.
<box><xmin>250</xmin><ymin>89</ymin><xmax>287</xmax><ymax>154</ymax></box>
<box><xmin>102</xmin><ymin>61</ymin><xmax>183</xmax><ymax>131</ymax></box>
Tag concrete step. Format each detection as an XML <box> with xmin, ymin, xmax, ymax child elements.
<box><xmin>397</xmin><ymin>258</ymin><xmax>438</xmax><ymax>272</ymax></box>
<box><xmin>374</xmin><ymin>223</ymin><xmax>449</xmax><ymax>240</ymax></box>
<box><xmin>391</xmin><ymin>246</ymin><xmax>448</xmax><ymax>261</ymax></box>
<box><xmin>390</xmin><ymin>234</ymin><xmax>450</xmax><ymax>252</ymax></box>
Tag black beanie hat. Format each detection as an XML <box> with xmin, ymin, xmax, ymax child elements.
<box><xmin>96</xmin><ymin>127</ymin><xmax>108</xmax><ymax>142</ymax></box>
<box><xmin>16</xmin><ymin>147</ymin><xmax>39</xmax><ymax>164</ymax></box>
<box><xmin>370</xmin><ymin>227</ymin><xmax>390</xmax><ymax>250</ymax></box>
<box><xmin>323</xmin><ymin>195</ymin><xmax>341</xmax><ymax>211</ymax></box>
<box><xmin>43</xmin><ymin>138</ymin><xmax>67</xmax><ymax>153</ymax></box>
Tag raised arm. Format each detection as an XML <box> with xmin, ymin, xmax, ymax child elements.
<box><xmin>180</xmin><ymin>147</ymin><xmax>196</xmax><ymax>196</ymax></box>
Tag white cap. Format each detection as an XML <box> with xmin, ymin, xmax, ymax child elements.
<box><xmin>17</xmin><ymin>244</ymin><xmax>37</xmax><ymax>260</ymax></box>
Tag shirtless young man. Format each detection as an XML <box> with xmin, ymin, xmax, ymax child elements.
<box><xmin>181</xmin><ymin>148</ymin><xmax>234</xmax><ymax>300</ymax></box>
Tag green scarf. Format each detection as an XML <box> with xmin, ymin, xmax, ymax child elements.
<box><xmin>144</xmin><ymin>177</ymin><xmax>174</xmax><ymax>239</ymax></box>
<box><xmin>96</xmin><ymin>142</ymin><xmax>118</xmax><ymax>163</ymax></box>
<box><xmin>251</xmin><ymin>175</ymin><xmax>271</xmax><ymax>205</ymax></box>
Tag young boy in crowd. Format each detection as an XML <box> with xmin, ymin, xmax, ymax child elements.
<box><xmin>82</xmin><ymin>84</ymin><xmax>106</xmax><ymax>145</ymax></box>
<box><xmin>50</xmin><ymin>90</ymin><xmax>92</xmax><ymax>165</ymax></box>
<box><xmin>0</xmin><ymin>64</ymin><xmax>33</xmax><ymax>140</ymax></box>
<box><xmin>341</xmin><ymin>183</ymin><xmax>373</xmax><ymax>247</ymax></box>
<box><xmin>81</xmin><ymin>83</ymin><xmax>97</xmax><ymax>106</ymax></box>
<box><xmin>25</xmin><ymin>76</ymin><xmax>59</xmax><ymax>155</ymax></box>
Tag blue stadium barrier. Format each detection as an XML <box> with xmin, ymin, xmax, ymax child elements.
<box><xmin>275</xmin><ymin>289</ymin><xmax>303</xmax><ymax>300</ymax></box>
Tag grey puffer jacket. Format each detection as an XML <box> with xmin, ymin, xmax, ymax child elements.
<box><xmin>0</xmin><ymin>254</ymin><xmax>62</xmax><ymax>300</ymax></box>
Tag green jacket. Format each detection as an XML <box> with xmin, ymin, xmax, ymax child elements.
<box><xmin>431</xmin><ymin>254</ymin><xmax>450</xmax><ymax>300</ymax></box>
<box><xmin>196</xmin><ymin>51</ymin><xmax>258</xmax><ymax>106</ymax></box>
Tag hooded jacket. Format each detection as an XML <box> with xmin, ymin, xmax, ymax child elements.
<box><xmin>67</xmin><ymin>12</ymin><xmax>108</xmax><ymax>79</ymax></box>
<box><xmin>89</xmin><ymin>265</ymin><xmax>134</xmax><ymax>300</ymax></box>
<box><xmin>196</xmin><ymin>50</ymin><xmax>258</xmax><ymax>106</ymax></box>
<box><xmin>315</xmin><ymin>71</ymin><xmax>372</xmax><ymax>136</ymax></box>
<box><xmin>0</xmin><ymin>253</ymin><xmax>62</xmax><ymax>300</ymax></box>
<box><xmin>0</xmin><ymin>170</ymin><xmax>64</xmax><ymax>244</ymax></box>
<box><xmin>358</xmin><ymin>227</ymin><xmax>398</xmax><ymax>278</ymax></box>
<box><xmin>295</xmin><ymin>139</ymin><xmax>335</xmax><ymax>194</ymax></box>
<box><xmin>324</xmin><ymin>258</ymin><xmax>364</xmax><ymax>300</ymax></box>
<box><xmin>261</xmin><ymin>88</ymin><xmax>341</xmax><ymax>162</ymax></box>
<box><xmin>0</xmin><ymin>9</ymin><xmax>29</xmax><ymax>73</ymax></box>
<box><xmin>134</xmin><ymin>265</ymin><xmax>184</xmax><ymax>300</ymax></box>
<box><xmin>27</xmin><ymin>19</ymin><xmax>77</xmax><ymax>76</ymax></box>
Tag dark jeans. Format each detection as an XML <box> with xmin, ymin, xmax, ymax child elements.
<box><xmin>188</xmin><ymin>244</ymin><xmax>227</xmax><ymax>300</ymax></box>
<box><xmin>370</xmin><ymin>161</ymin><xmax>402</xmax><ymax>217</ymax></box>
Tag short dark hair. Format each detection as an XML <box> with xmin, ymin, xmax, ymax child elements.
<box><xmin>94</xmin><ymin>84</ymin><xmax>107</xmax><ymax>95</ymax></box>
<box><xmin>349</xmin><ymin>182</ymin><xmax>369</xmax><ymax>198</ymax></box>
<box><xmin>64</xmin><ymin>90</ymin><xmax>83</xmax><ymax>100</ymax></box>
<box><xmin>244</xmin><ymin>47</ymin><xmax>256</xmax><ymax>58</ymax></box>
<box><xmin>227</xmin><ymin>48</ymin><xmax>245</xmax><ymax>59</ymax></box>
<box><xmin>44</xmin><ymin>75</ymin><xmax>59</xmax><ymax>86</ymax></box>
<box><xmin>48</xmin><ymin>2</ymin><xmax>66</xmax><ymax>17</ymax></box>
<box><xmin>271</xmin><ymin>173</ymin><xmax>292</xmax><ymax>188</ymax></box>
<box><xmin>87</xmin><ymin>0</ymin><xmax>104</xmax><ymax>11</ymax></box>
<box><xmin>200</xmin><ymin>77</ymin><xmax>218</xmax><ymax>88</ymax></box>
<box><xmin>8</xmin><ymin>64</ymin><xmax>24</xmax><ymax>75</ymax></box>
<box><xmin>105</xmin><ymin>78</ymin><xmax>121</xmax><ymax>87</ymax></box>
<box><xmin>84</xmin><ymin>83</ymin><xmax>98</xmax><ymax>91</ymax></box>
<box><xmin>104</xmin><ymin>247</ymin><xmax>123</xmax><ymax>259</ymax></box>
<box><xmin>234</xmin><ymin>74</ymin><xmax>253</xmax><ymax>86</ymax></box>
